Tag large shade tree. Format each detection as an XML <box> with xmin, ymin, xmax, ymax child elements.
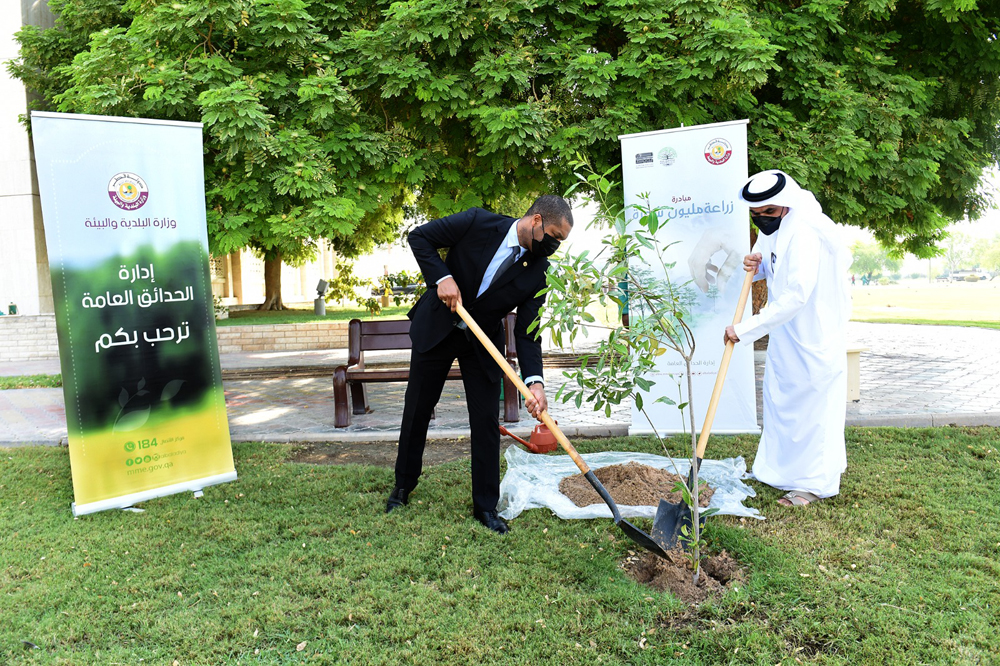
<box><xmin>10</xmin><ymin>0</ymin><xmax>1000</xmax><ymax>294</ymax></box>
<box><xmin>12</xmin><ymin>0</ymin><xmax>413</xmax><ymax>309</ymax></box>
<box><xmin>338</xmin><ymin>0</ymin><xmax>1000</xmax><ymax>255</ymax></box>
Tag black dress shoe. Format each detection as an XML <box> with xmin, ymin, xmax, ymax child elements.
<box><xmin>385</xmin><ymin>487</ymin><xmax>410</xmax><ymax>513</ymax></box>
<box><xmin>473</xmin><ymin>510</ymin><xmax>509</xmax><ymax>535</ymax></box>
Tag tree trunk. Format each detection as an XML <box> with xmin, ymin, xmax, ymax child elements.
<box><xmin>259</xmin><ymin>253</ymin><xmax>286</xmax><ymax>310</ymax></box>
<box><xmin>751</xmin><ymin>280</ymin><xmax>768</xmax><ymax>315</ymax></box>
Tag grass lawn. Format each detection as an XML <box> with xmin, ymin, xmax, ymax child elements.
<box><xmin>850</xmin><ymin>281</ymin><xmax>1000</xmax><ymax>329</ymax></box>
<box><xmin>216</xmin><ymin>306</ymin><xmax>409</xmax><ymax>327</ymax></box>
<box><xmin>0</xmin><ymin>375</ymin><xmax>61</xmax><ymax>390</ymax></box>
<box><xmin>2</xmin><ymin>428</ymin><xmax>998</xmax><ymax>664</ymax></box>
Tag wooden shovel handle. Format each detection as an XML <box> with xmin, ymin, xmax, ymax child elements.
<box><xmin>455</xmin><ymin>303</ymin><xmax>592</xmax><ymax>474</ymax></box>
<box><xmin>695</xmin><ymin>269</ymin><xmax>754</xmax><ymax>459</ymax></box>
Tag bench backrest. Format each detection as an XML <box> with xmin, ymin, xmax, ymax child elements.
<box><xmin>347</xmin><ymin>314</ymin><xmax>517</xmax><ymax>367</ymax></box>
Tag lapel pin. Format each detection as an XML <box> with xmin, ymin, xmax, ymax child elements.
<box><xmin>522</xmin><ymin>261</ymin><xmax>528</xmax><ymax>267</ymax></box>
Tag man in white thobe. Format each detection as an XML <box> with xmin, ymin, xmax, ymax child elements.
<box><xmin>724</xmin><ymin>170</ymin><xmax>852</xmax><ymax>506</ymax></box>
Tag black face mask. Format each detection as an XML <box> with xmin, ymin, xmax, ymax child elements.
<box><xmin>751</xmin><ymin>212</ymin><xmax>782</xmax><ymax>236</ymax></box>
<box><xmin>531</xmin><ymin>219</ymin><xmax>561</xmax><ymax>257</ymax></box>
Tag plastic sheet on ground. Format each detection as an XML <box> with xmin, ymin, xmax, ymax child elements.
<box><xmin>498</xmin><ymin>445</ymin><xmax>764</xmax><ymax>522</ymax></box>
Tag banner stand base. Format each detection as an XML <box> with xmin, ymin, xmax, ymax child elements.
<box><xmin>72</xmin><ymin>471</ymin><xmax>237</xmax><ymax>516</ymax></box>
<box><xmin>628</xmin><ymin>427</ymin><xmax>761</xmax><ymax>436</ymax></box>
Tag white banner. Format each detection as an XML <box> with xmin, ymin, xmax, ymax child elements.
<box><xmin>620</xmin><ymin>120</ymin><xmax>758</xmax><ymax>435</ymax></box>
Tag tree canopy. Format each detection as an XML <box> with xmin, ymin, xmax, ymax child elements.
<box><xmin>10</xmin><ymin>0</ymin><xmax>1000</xmax><ymax>270</ymax></box>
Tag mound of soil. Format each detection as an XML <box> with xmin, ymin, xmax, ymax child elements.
<box><xmin>559</xmin><ymin>462</ymin><xmax>714</xmax><ymax>508</ymax></box>
<box><xmin>624</xmin><ymin>549</ymin><xmax>743</xmax><ymax>605</ymax></box>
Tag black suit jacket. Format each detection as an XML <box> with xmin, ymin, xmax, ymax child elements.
<box><xmin>407</xmin><ymin>207</ymin><xmax>548</xmax><ymax>382</ymax></box>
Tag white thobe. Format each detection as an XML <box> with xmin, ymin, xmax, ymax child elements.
<box><xmin>733</xmin><ymin>213</ymin><xmax>851</xmax><ymax>498</ymax></box>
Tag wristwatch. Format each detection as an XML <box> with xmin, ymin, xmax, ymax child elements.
<box><xmin>525</xmin><ymin>380</ymin><xmax>544</xmax><ymax>388</ymax></box>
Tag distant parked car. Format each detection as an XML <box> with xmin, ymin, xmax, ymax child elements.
<box><xmin>949</xmin><ymin>269</ymin><xmax>988</xmax><ymax>282</ymax></box>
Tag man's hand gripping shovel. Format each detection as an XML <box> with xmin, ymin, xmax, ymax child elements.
<box><xmin>455</xmin><ymin>303</ymin><xmax>670</xmax><ymax>559</ymax></box>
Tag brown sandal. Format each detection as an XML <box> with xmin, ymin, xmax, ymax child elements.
<box><xmin>778</xmin><ymin>490</ymin><xmax>821</xmax><ymax>507</ymax></box>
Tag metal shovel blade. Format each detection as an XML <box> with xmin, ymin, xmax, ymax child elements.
<box><xmin>651</xmin><ymin>497</ymin><xmax>708</xmax><ymax>552</ymax></box>
<box><xmin>651</xmin><ymin>499</ymin><xmax>685</xmax><ymax>551</ymax></box>
<box><xmin>651</xmin><ymin>459</ymin><xmax>699</xmax><ymax>551</ymax></box>
<box><xmin>583</xmin><ymin>471</ymin><xmax>669</xmax><ymax>559</ymax></box>
<box><xmin>618</xmin><ymin>516</ymin><xmax>671</xmax><ymax>558</ymax></box>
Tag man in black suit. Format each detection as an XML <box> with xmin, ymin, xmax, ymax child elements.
<box><xmin>386</xmin><ymin>195</ymin><xmax>574</xmax><ymax>534</ymax></box>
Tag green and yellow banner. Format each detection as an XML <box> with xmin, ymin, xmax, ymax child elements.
<box><xmin>32</xmin><ymin>112</ymin><xmax>236</xmax><ymax>516</ymax></box>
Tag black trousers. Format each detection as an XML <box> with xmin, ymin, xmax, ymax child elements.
<box><xmin>394</xmin><ymin>327</ymin><xmax>502</xmax><ymax>513</ymax></box>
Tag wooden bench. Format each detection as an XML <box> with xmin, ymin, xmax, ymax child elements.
<box><xmin>332</xmin><ymin>314</ymin><xmax>521</xmax><ymax>428</ymax></box>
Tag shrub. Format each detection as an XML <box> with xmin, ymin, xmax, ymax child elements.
<box><xmin>964</xmin><ymin>275</ymin><xmax>980</xmax><ymax>282</ymax></box>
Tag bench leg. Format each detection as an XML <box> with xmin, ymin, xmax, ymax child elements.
<box><xmin>349</xmin><ymin>381</ymin><xmax>371</xmax><ymax>415</ymax></box>
<box><xmin>333</xmin><ymin>368</ymin><xmax>352</xmax><ymax>428</ymax></box>
<box><xmin>502</xmin><ymin>375</ymin><xmax>519</xmax><ymax>423</ymax></box>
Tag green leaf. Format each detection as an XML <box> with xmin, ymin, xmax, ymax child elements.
<box><xmin>114</xmin><ymin>407</ymin><xmax>150</xmax><ymax>433</ymax></box>
<box><xmin>160</xmin><ymin>380</ymin><xmax>185</xmax><ymax>402</ymax></box>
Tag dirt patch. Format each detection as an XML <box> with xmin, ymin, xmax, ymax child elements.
<box><xmin>288</xmin><ymin>439</ymin><xmax>473</xmax><ymax>468</ymax></box>
<box><xmin>559</xmin><ymin>462</ymin><xmax>714</xmax><ymax>508</ymax></box>
<box><xmin>624</xmin><ymin>549</ymin><xmax>743</xmax><ymax>604</ymax></box>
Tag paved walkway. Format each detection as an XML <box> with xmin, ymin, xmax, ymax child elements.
<box><xmin>1</xmin><ymin>322</ymin><xmax>998</xmax><ymax>446</ymax></box>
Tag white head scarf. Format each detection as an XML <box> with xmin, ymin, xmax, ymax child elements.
<box><xmin>738</xmin><ymin>170</ymin><xmax>852</xmax><ymax>270</ymax></box>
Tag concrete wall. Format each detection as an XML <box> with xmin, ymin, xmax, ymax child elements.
<box><xmin>0</xmin><ymin>1</ymin><xmax>54</xmax><ymax>317</ymax></box>
<box><xmin>215</xmin><ymin>321</ymin><xmax>349</xmax><ymax>354</ymax></box>
<box><xmin>0</xmin><ymin>314</ymin><xmax>59</xmax><ymax>362</ymax></box>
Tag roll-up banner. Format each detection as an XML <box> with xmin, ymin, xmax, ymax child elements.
<box><xmin>31</xmin><ymin>111</ymin><xmax>236</xmax><ymax>516</ymax></box>
<box><xmin>620</xmin><ymin>120</ymin><xmax>759</xmax><ymax>435</ymax></box>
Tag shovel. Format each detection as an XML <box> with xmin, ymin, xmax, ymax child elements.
<box><xmin>456</xmin><ymin>302</ymin><xmax>669</xmax><ymax>559</ymax></box>
<box><xmin>651</xmin><ymin>270</ymin><xmax>754</xmax><ymax>551</ymax></box>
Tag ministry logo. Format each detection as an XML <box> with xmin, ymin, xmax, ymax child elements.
<box><xmin>634</xmin><ymin>152</ymin><xmax>654</xmax><ymax>168</ymax></box>
<box><xmin>108</xmin><ymin>172</ymin><xmax>149</xmax><ymax>210</ymax></box>
<box><xmin>703</xmin><ymin>138</ymin><xmax>733</xmax><ymax>165</ymax></box>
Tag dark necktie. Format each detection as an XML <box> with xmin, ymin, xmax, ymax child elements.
<box><xmin>489</xmin><ymin>247</ymin><xmax>520</xmax><ymax>289</ymax></box>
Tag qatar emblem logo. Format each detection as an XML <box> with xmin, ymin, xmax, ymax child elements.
<box><xmin>704</xmin><ymin>138</ymin><xmax>732</xmax><ymax>165</ymax></box>
<box><xmin>108</xmin><ymin>172</ymin><xmax>149</xmax><ymax>210</ymax></box>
